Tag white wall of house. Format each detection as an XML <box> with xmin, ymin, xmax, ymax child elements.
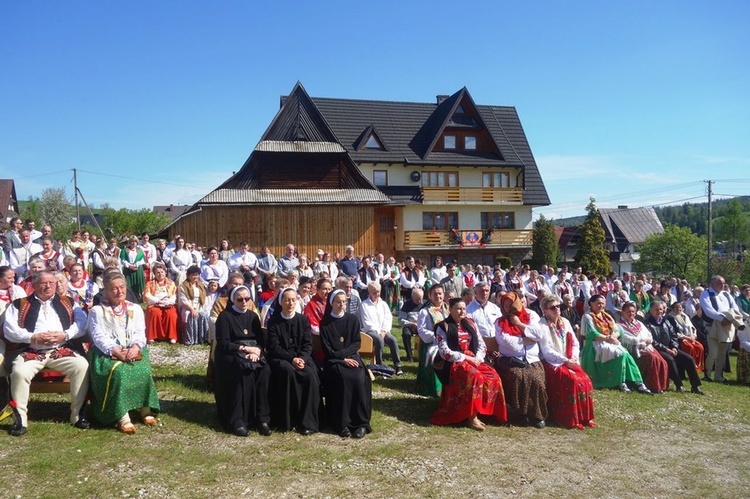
<box><xmin>358</xmin><ymin>163</ymin><xmax>521</xmax><ymax>188</ymax></box>
<box><xmin>400</xmin><ymin>205</ymin><xmax>532</xmax><ymax>231</ymax></box>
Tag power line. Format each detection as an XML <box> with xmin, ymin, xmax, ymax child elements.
<box><xmin>14</xmin><ymin>169</ymin><xmax>71</xmax><ymax>180</ymax></box>
<box><xmin>75</xmin><ymin>168</ymin><xmax>207</xmax><ymax>189</ymax></box>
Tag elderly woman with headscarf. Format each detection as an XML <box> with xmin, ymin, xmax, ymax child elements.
<box><xmin>214</xmin><ymin>284</ymin><xmax>271</xmax><ymax>437</ymax></box>
<box><xmin>430</xmin><ymin>297</ymin><xmax>506</xmax><ymax>430</ymax></box>
<box><xmin>319</xmin><ymin>289</ymin><xmax>372</xmax><ymax>438</ymax></box>
<box><xmin>266</xmin><ymin>287</ymin><xmax>320</xmax><ymax>435</ymax></box>
<box><xmin>581</xmin><ymin>294</ymin><xmax>651</xmax><ymax>393</ymax></box>
<box><xmin>538</xmin><ymin>294</ymin><xmax>595</xmax><ymax>429</ymax></box>
<box><xmin>494</xmin><ymin>291</ymin><xmax>548</xmax><ymax>428</ymax></box>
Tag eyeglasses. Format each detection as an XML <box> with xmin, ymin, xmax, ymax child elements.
<box><xmin>235</xmin><ymin>297</ymin><xmax>252</xmax><ymax>303</ymax></box>
<box><xmin>546</xmin><ymin>305</ymin><xmax>560</xmax><ymax>310</ymax></box>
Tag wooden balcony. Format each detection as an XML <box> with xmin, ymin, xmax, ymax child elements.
<box><xmin>403</xmin><ymin>229</ymin><xmax>532</xmax><ymax>249</ymax></box>
<box><xmin>421</xmin><ymin>187</ymin><xmax>523</xmax><ymax>204</ymax></box>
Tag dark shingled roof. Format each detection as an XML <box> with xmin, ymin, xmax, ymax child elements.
<box><xmin>308</xmin><ymin>88</ymin><xmax>549</xmax><ymax>206</ymax></box>
<box><xmin>599</xmin><ymin>207</ymin><xmax>665</xmax><ymax>252</ymax></box>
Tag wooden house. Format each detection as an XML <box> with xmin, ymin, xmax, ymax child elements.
<box><xmin>168</xmin><ymin>83</ymin><xmax>550</xmax><ymax>263</ymax></box>
<box><xmin>0</xmin><ymin>179</ymin><xmax>19</xmax><ymax>226</ymax></box>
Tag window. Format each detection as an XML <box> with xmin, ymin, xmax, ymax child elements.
<box><xmin>365</xmin><ymin>135</ymin><xmax>382</xmax><ymax>149</ymax></box>
<box><xmin>482</xmin><ymin>172</ymin><xmax>510</xmax><ymax>188</ymax></box>
<box><xmin>422</xmin><ymin>171</ymin><xmax>458</xmax><ymax>187</ymax></box>
<box><xmin>481</xmin><ymin>212</ymin><xmax>515</xmax><ymax>230</ymax></box>
<box><xmin>443</xmin><ymin>135</ymin><xmax>456</xmax><ymax>149</ymax></box>
<box><xmin>423</xmin><ymin>212</ymin><xmax>458</xmax><ymax>230</ymax></box>
<box><xmin>373</xmin><ymin>170</ymin><xmax>388</xmax><ymax>186</ymax></box>
<box><xmin>379</xmin><ymin>216</ymin><xmax>395</xmax><ymax>232</ymax></box>
<box><xmin>465</xmin><ymin>136</ymin><xmax>476</xmax><ymax>150</ymax></box>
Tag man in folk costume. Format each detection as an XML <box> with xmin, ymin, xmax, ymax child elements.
<box><xmin>139</xmin><ymin>232</ymin><xmax>157</xmax><ymax>283</ymax></box>
<box><xmin>355</xmin><ymin>255</ymin><xmax>379</xmax><ymax>300</ymax></box>
<box><xmin>35</xmin><ymin>236</ymin><xmax>65</xmax><ymax>273</ymax></box>
<box><xmin>9</xmin><ymin>229</ymin><xmax>43</xmax><ymax>281</ymax></box>
<box><xmin>3</xmin><ymin>271</ymin><xmax>89</xmax><ymax>436</ymax></box>
<box><xmin>700</xmin><ymin>275</ymin><xmax>745</xmax><ymax>382</ymax></box>
<box><xmin>399</xmin><ymin>256</ymin><xmax>425</xmax><ymax>301</ymax></box>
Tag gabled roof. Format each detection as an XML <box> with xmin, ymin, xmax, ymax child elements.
<box><xmin>263</xmin><ymin>82</ymin><xmax>340</xmax><ymax>143</ymax></box>
<box><xmin>599</xmin><ymin>207</ymin><xmax>664</xmax><ymax>251</ymax></box>
<box><xmin>310</xmin><ymin>90</ymin><xmax>550</xmax><ymax>206</ymax></box>
<box><xmin>153</xmin><ymin>204</ymin><xmax>191</xmax><ymax>220</ymax></box>
<box><xmin>0</xmin><ymin>179</ymin><xmax>19</xmax><ymax>224</ymax></box>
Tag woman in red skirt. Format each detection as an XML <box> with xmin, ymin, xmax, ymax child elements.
<box><xmin>538</xmin><ymin>294</ymin><xmax>595</xmax><ymax>429</ymax></box>
<box><xmin>430</xmin><ymin>298</ymin><xmax>507</xmax><ymax>430</ymax></box>
<box><xmin>618</xmin><ymin>301</ymin><xmax>669</xmax><ymax>393</ymax></box>
<box><xmin>143</xmin><ymin>262</ymin><xmax>179</xmax><ymax>343</ymax></box>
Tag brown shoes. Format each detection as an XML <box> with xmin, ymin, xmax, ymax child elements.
<box><xmin>117</xmin><ymin>422</ymin><xmax>137</xmax><ymax>434</ymax></box>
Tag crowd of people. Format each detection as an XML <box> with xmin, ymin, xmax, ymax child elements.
<box><xmin>2</xmin><ymin>217</ymin><xmax>750</xmax><ymax>438</ymax></box>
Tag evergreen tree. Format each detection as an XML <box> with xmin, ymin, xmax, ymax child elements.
<box><xmin>530</xmin><ymin>214</ymin><xmax>559</xmax><ymax>270</ymax></box>
<box><xmin>574</xmin><ymin>198</ymin><xmax>611</xmax><ymax>275</ymax></box>
<box><xmin>716</xmin><ymin>198</ymin><xmax>749</xmax><ymax>258</ymax></box>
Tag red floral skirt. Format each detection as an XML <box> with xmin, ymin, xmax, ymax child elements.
<box><xmin>637</xmin><ymin>349</ymin><xmax>669</xmax><ymax>392</ymax></box>
<box><xmin>430</xmin><ymin>361</ymin><xmax>507</xmax><ymax>425</ymax></box>
<box><xmin>543</xmin><ymin>361</ymin><xmax>595</xmax><ymax>429</ymax></box>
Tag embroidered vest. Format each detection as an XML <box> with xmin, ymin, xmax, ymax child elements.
<box><xmin>14</xmin><ymin>295</ymin><xmax>74</xmax><ymax>332</ymax></box>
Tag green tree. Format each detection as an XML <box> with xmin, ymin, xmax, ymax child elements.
<box><xmin>715</xmin><ymin>198</ymin><xmax>749</xmax><ymax>258</ymax></box>
<box><xmin>530</xmin><ymin>214</ymin><xmax>559</xmax><ymax>270</ymax></box>
<box><xmin>574</xmin><ymin>198</ymin><xmax>610</xmax><ymax>275</ymax></box>
<box><xmin>103</xmin><ymin>208</ymin><xmax>170</xmax><ymax>239</ymax></box>
<box><xmin>634</xmin><ymin>224</ymin><xmax>707</xmax><ymax>283</ymax></box>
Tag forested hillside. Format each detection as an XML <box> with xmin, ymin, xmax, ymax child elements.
<box><xmin>654</xmin><ymin>196</ymin><xmax>750</xmax><ymax>237</ymax></box>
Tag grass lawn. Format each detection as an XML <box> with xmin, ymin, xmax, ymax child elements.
<box><xmin>2</xmin><ymin>342</ymin><xmax>750</xmax><ymax>498</ymax></box>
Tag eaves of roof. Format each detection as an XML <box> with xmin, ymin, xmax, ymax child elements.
<box><xmin>198</xmin><ymin>188</ymin><xmax>391</xmax><ymax>205</ymax></box>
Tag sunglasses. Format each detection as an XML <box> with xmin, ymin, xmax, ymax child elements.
<box><xmin>546</xmin><ymin>305</ymin><xmax>560</xmax><ymax>310</ymax></box>
<box><xmin>235</xmin><ymin>297</ymin><xmax>252</xmax><ymax>303</ymax></box>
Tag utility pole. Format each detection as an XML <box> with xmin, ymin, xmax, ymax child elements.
<box><xmin>706</xmin><ymin>179</ymin><xmax>713</xmax><ymax>283</ymax></box>
<box><xmin>74</xmin><ymin>168</ymin><xmax>80</xmax><ymax>230</ymax></box>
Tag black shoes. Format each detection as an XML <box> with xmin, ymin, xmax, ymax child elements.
<box><xmin>9</xmin><ymin>422</ymin><xmax>27</xmax><ymax>437</ymax></box>
<box><xmin>233</xmin><ymin>426</ymin><xmax>249</xmax><ymax>437</ymax></box>
<box><xmin>618</xmin><ymin>383</ymin><xmax>631</xmax><ymax>393</ymax></box>
<box><xmin>691</xmin><ymin>386</ymin><xmax>705</xmax><ymax>395</ymax></box>
<box><xmin>299</xmin><ymin>428</ymin><xmax>316</xmax><ymax>436</ymax></box>
<box><xmin>73</xmin><ymin>417</ymin><xmax>90</xmax><ymax>430</ymax></box>
<box><xmin>258</xmin><ymin>423</ymin><xmax>272</xmax><ymax>436</ymax></box>
<box><xmin>676</xmin><ymin>386</ymin><xmax>686</xmax><ymax>393</ymax></box>
<box><xmin>530</xmin><ymin>419</ymin><xmax>546</xmax><ymax>429</ymax></box>
<box><xmin>395</xmin><ymin>367</ymin><xmax>404</xmax><ymax>376</ymax></box>
<box><xmin>352</xmin><ymin>427</ymin><xmax>367</xmax><ymax>439</ymax></box>
<box><xmin>338</xmin><ymin>428</ymin><xmax>351</xmax><ymax>438</ymax></box>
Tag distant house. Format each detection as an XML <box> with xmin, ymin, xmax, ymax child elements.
<box><xmin>168</xmin><ymin>83</ymin><xmax>550</xmax><ymax>263</ymax></box>
<box><xmin>0</xmin><ymin>179</ymin><xmax>19</xmax><ymax>225</ymax></box>
<box><xmin>153</xmin><ymin>204</ymin><xmax>190</xmax><ymax>221</ymax></box>
<box><xmin>558</xmin><ymin>206</ymin><xmax>664</xmax><ymax>274</ymax></box>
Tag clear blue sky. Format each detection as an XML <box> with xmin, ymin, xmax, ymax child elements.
<box><xmin>1</xmin><ymin>1</ymin><xmax>748</xmax><ymax>220</ymax></box>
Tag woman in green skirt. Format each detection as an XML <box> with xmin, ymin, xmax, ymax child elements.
<box><xmin>87</xmin><ymin>272</ymin><xmax>160</xmax><ymax>434</ymax></box>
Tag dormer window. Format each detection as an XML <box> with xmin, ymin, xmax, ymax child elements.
<box><xmin>444</xmin><ymin>135</ymin><xmax>456</xmax><ymax>149</ymax></box>
<box><xmin>365</xmin><ymin>135</ymin><xmax>383</xmax><ymax>149</ymax></box>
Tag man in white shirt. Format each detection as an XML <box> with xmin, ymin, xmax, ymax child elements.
<box><xmin>3</xmin><ymin>271</ymin><xmax>89</xmax><ymax>436</ymax></box>
<box><xmin>257</xmin><ymin>246</ymin><xmax>278</xmax><ymax>282</ymax></box>
<box><xmin>359</xmin><ymin>281</ymin><xmax>402</xmax><ymax>375</ymax></box>
<box><xmin>24</xmin><ymin>220</ymin><xmax>42</xmax><ymax>242</ymax></box>
<box><xmin>466</xmin><ymin>282</ymin><xmax>502</xmax><ymax>338</ymax></box>
<box><xmin>277</xmin><ymin>243</ymin><xmax>299</xmax><ymax>279</ymax></box>
<box><xmin>9</xmin><ymin>230</ymin><xmax>43</xmax><ymax>281</ymax></box>
<box><xmin>699</xmin><ymin>275</ymin><xmax>745</xmax><ymax>382</ymax></box>
<box><xmin>228</xmin><ymin>241</ymin><xmax>259</xmax><ymax>287</ymax></box>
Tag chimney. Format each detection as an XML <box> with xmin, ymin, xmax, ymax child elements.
<box><xmin>617</xmin><ymin>205</ymin><xmax>628</xmax><ymax>210</ymax></box>
<box><xmin>436</xmin><ymin>95</ymin><xmax>449</xmax><ymax>104</ymax></box>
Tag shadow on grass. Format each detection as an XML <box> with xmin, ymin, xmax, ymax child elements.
<box><xmin>371</xmin><ymin>397</ymin><xmax>435</xmax><ymax>427</ymax></box>
<box><xmin>158</xmin><ymin>398</ymin><xmax>223</xmax><ymax>430</ymax></box>
<box><xmin>154</xmin><ymin>372</ymin><xmax>213</xmax><ymax>394</ymax></box>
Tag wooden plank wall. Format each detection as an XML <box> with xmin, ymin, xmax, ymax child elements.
<box><xmin>169</xmin><ymin>205</ymin><xmax>379</xmax><ymax>258</ymax></box>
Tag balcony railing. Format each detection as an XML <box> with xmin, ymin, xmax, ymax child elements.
<box><xmin>403</xmin><ymin>229</ymin><xmax>532</xmax><ymax>249</ymax></box>
<box><xmin>421</xmin><ymin>187</ymin><xmax>523</xmax><ymax>204</ymax></box>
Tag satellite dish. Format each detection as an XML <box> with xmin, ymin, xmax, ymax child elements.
<box><xmin>410</xmin><ymin>171</ymin><xmax>421</xmax><ymax>182</ymax></box>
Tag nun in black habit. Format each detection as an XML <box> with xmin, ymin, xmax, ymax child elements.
<box><xmin>266</xmin><ymin>287</ymin><xmax>320</xmax><ymax>435</ymax></box>
<box><xmin>213</xmin><ymin>285</ymin><xmax>272</xmax><ymax>437</ymax></box>
<box><xmin>319</xmin><ymin>289</ymin><xmax>372</xmax><ymax>438</ymax></box>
